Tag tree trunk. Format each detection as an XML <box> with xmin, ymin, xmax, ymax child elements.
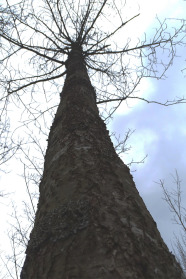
<box><xmin>21</xmin><ymin>44</ymin><xmax>184</xmax><ymax>279</ymax></box>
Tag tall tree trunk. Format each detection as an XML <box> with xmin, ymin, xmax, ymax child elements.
<box><xmin>21</xmin><ymin>44</ymin><xmax>183</xmax><ymax>279</ymax></box>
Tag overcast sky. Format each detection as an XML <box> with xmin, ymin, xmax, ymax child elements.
<box><xmin>111</xmin><ymin>0</ymin><xmax>186</xmax><ymax>252</ymax></box>
<box><xmin>112</xmin><ymin>56</ymin><xmax>186</xmax><ymax>250</ymax></box>
<box><xmin>0</xmin><ymin>0</ymin><xmax>186</xmax><ymax>276</ymax></box>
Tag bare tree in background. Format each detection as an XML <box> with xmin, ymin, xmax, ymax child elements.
<box><xmin>158</xmin><ymin>171</ymin><xmax>186</xmax><ymax>273</ymax></box>
<box><xmin>0</xmin><ymin>0</ymin><xmax>186</xmax><ymax>278</ymax></box>
<box><xmin>0</xmin><ymin>117</ymin><xmax>19</xmax><ymax>173</ymax></box>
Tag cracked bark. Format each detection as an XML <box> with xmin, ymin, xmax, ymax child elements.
<box><xmin>21</xmin><ymin>44</ymin><xmax>184</xmax><ymax>279</ymax></box>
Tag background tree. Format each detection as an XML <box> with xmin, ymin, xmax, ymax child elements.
<box><xmin>158</xmin><ymin>171</ymin><xmax>186</xmax><ymax>273</ymax></box>
<box><xmin>0</xmin><ymin>116</ymin><xmax>20</xmax><ymax>184</ymax></box>
<box><xmin>0</xmin><ymin>0</ymin><xmax>186</xmax><ymax>278</ymax></box>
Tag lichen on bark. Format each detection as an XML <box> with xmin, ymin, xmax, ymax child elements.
<box><xmin>27</xmin><ymin>199</ymin><xmax>91</xmax><ymax>252</ymax></box>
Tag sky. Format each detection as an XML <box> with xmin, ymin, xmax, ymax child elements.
<box><xmin>111</xmin><ymin>0</ymin><xmax>186</xmax><ymax>254</ymax></box>
<box><xmin>113</xmin><ymin>60</ymin><xmax>186</xmax><ymax>250</ymax></box>
<box><xmin>0</xmin><ymin>0</ymin><xmax>186</xmax><ymax>276</ymax></box>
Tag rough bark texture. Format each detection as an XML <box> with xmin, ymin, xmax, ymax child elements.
<box><xmin>21</xmin><ymin>45</ymin><xmax>184</xmax><ymax>278</ymax></box>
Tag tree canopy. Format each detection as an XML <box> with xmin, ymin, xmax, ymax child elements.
<box><xmin>0</xmin><ymin>0</ymin><xmax>185</xmax><ymax>124</ymax></box>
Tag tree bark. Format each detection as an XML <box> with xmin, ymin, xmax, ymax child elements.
<box><xmin>21</xmin><ymin>44</ymin><xmax>184</xmax><ymax>279</ymax></box>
